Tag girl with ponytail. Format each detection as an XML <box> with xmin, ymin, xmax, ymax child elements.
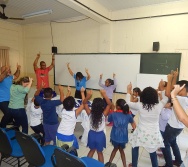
<box><xmin>107</xmin><ymin>99</ymin><xmax>136</xmax><ymax>167</ymax></box>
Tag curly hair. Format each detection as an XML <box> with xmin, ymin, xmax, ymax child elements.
<box><xmin>90</xmin><ymin>98</ymin><xmax>105</xmax><ymax>130</ymax></box>
<box><xmin>140</xmin><ymin>87</ymin><xmax>159</xmax><ymax>111</ymax></box>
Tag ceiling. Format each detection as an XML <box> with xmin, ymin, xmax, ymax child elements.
<box><xmin>95</xmin><ymin>0</ymin><xmax>183</xmax><ymax>11</ymax></box>
<box><xmin>0</xmin><ymin>0</ymin><xmax>183</xmax><ymax>25</ymax></box>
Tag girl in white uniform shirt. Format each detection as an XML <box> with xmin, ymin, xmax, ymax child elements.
<box><xmin>83</xmin><ymin>90</ymin><xmax>111</xmax><ymax>163</ymax></box>
<box><xmin>56</xmin><ymin>88</ymin><xmax>85</xmax><ymax>148</ymax></box>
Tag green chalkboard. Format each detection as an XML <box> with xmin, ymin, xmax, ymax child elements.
<box><xmin>140</xmin><ymin>53</ymin><xmax>181</xmax><ymax>74</ymax></box>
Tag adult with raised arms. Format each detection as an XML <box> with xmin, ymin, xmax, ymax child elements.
<box><xmin>33</xmin><ymin>52</ymin><xmax>55</xmax><ymax>89</ymax></box>
<box><xmin>0</xmin><ymin>64</ymin><xmax>21</xmax><ymax>128</ymax></box>
<box><xmin>67</xmin><ymin>62</ymin><xmax>90</xmax><ymax>99</ymax></box>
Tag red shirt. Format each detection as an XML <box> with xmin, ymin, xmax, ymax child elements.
<box><xmin>35</xmin><ymin>67</ymin><xmax>50</xmax><ymax>89</ymax></box>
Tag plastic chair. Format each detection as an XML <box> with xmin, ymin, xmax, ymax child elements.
<box><xmin>0</xmin><ymin>128</ymin><xmax>25</xmax><ymax>167</ymax></box>
<box><xmin>51</xmin><ymin>148</ymin><xmax>104</xmax><ymax>167</ymax></box>
<box><xmin>16</xmin><ymin>131</ymin><xmax>58</xmax><ymax>167</ymax></box>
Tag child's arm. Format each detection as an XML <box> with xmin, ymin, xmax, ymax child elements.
<box><xmin>165</xmin><ymin>73</ymin><xmax>173</xmax><ymax>98</ymax></box>
<box><xmin>75</xmin><ymin>87</ymin><xmax>85</xmax><ymax>117</ymax></box>
<box><xmin>171</xmin><ymin>68</ymin><xmax>178</xmax><ymax>90</ymax></box>
<box><xmin>101</xmin><ymin>90</ymin><xmax>112</xmax><ymax>116</ymax></box>
<box><xmin>66</xmin><ymin>86</ymin><xmax>71</xmax><ymax>97</ymax></box>
<box><xmin>67</xmin><ymin>63</ymin><xmax>74</xmax><ymax>76</ymax></box>
<box><xmin>83</xmin><ymin>90</ymin><xmax>92</xmax><ymax>115</ymax></box>
<box><xmin>112</xmin><ymin>73</ymin><xmax>117</xmax><ymax>87</ymax></box>
<box><xmin>131</xmin><ymin>121</ymin><xmax>136</xmax><ymax>130</ymax></box>
<box><xmin>58</xmin><ymin>85</ymin><xmax>64</xmax><ymax>102</ymax></box>
<box><xmin>98</xmin><ymin>74</ymin><xmax>105</xmax><ymax>88</ymax></box>
<box><xmin>85</xmin><ymin>68</ymin><xmax>91</xmax><ymax>80</ymax></box>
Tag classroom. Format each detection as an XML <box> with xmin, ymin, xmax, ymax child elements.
<box><xmin>0</xmin><ymin>0</ymin><xmax>188</xmax><ymax>167</ymax></box>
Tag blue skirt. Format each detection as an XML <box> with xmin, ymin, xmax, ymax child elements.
<box><xmin>110</xmin><ymin>139</ymin><xmax>126</xmax><ymax>149</ymax></box>
<box><xmin>87</xmin><ymin>130</ymin><xmax>106</xmax><ymax>152</ymax></box>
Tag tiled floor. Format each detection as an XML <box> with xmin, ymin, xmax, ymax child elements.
<box><xmin>1</xmin><ymin>112</ymin><xmax>188</xmax><ymax>167</ymax></box>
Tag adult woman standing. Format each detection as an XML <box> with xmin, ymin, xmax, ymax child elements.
<box><xmin>126</xmin><ymin>77</ymin><xmax>171</xmax><ymax>167</ymax></box>
<box><xmin>8</xmin><ymin>77</ymin><xmax>33</xmax><ymax>134</ymax></box>
<box><xmin>67</xmin><ymin>63</ymin><xmax>90</xmax><ymax>99</ymax></box>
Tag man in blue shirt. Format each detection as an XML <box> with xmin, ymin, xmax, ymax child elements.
<box><xmin>0</xmin><ymin>65</ymin><xmax>21</xmax><ymax>128</ymax></box>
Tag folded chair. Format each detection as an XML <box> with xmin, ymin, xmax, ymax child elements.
<box><xmin>16</xmin><ymin>131</ymin><xmax>58</xmax><ymax>167</ymax></box>
<box><xmin>51</xmin><ymin>148</ymin><xmax>104</xmax><ymax>167</ymax></box>
<box><xmin>0</xmin><ymin>128</ymin><xmax>26</xmax><ymax>167</ymax></box>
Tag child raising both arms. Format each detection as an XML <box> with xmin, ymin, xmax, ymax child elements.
<box><xmin>35</xmin><ymin>85</ymin><xmax>65</xmax><ymax>145</ymax></box>
<box><xmin>56</xmin><ymin>87</ymin><xmax>85</xmax><ymax>148</ymax></box>
<box><xmin>98</xmin><ymin>73</ymin><xmax>117</xmax><ymax>107</ymax></box>
<box><xmin>83</xmin><ymin>90</ymin><xmax>112</xmax><ymax>163</ymax></box>
<box><xmin>107</xmin><ymin>99</ymin><xmax>136</xmax><ymax>167</ymax></box>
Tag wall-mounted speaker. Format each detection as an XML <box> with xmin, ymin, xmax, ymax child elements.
<box><xmin>153</xmin><ymin>42</ymin><xmax>160</xmax><ymax>51</ymax></box>
<box><xmin>52</xmin><ymin>46</ymin><xmax>57</xmax><ymax>54</ymax></box>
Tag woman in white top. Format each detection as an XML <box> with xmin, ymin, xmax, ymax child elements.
<box><xmin>126</xmin><ymin>82</ymin><xmax>168</xmax><ymax>167</ymax></box>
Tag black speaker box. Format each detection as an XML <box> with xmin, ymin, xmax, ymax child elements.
<box><xmin>52</xmin><ymin>46</ymin><xmax>57</xmax><ymax>54</ymax></box>
<box><xmin>153</xmin><ymin>42</ymin><xmax>160</xmax><ymax>51</ymax></box>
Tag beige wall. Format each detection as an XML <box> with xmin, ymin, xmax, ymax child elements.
<box><xmin>0</xmin><ymin>20</ymin><xmax>24</xmax><ymax>77</ymax></box>
<box><xmin>2</xmin><ymin>1</ymin><xmax>188</xmax><ymax>100</ymax></box>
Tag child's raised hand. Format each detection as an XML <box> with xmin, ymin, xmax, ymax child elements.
<box><xmin>100</xmin><ymin>74</ymin><xmax>103</xmax><ymax>78</ymax></box>
<box><xmin>113</xmin><ymin>73</ymin><xmax>116</xmax><ymax>78</ymax></box>
<box><xmin>173</xmin><ymin>68</ymin><xmax>179</xmax><ymax>77</ymax></box>
<box><xmin>85</xmin><ymin>68</ymin><xmax>89</xmax><ymax>73</ymax></box>
<box><xmin>127</xmin><ymin>82</ymin><xmax>132</xmax><ymax>93</ymax></box>
<box><xmin>67</xmin><ymin>63</ymin><xmax>70</xmax><ymax>68</ymax></box>
<box><xmin>67</xmin><ymin>86</ymin><xmax>71</xmax><ymax>92</ymax></box>
<box><xmin>58</xmin><ymin>84</ymin><xmax>63</xmax><ymax>91</ymax></box>
<box><xmin>80</xmin><ymin>86</ymin><xmax>85</xmax><ymax>92</ymax></box>
<box><xmin>167</xmin><ymin>73</ymin><xmax>173</xmax><ymax>82</ymax></box>
<box><xmin>171</xmin><ymin>84</ymin><xmax>185</xmax><ymax>97</ymax></box>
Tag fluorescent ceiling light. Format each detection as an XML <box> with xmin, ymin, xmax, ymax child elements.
<box><xmin>22</xmin><ymin>9</ymin><xmax>52</xmax><ymax>19</ymax></box>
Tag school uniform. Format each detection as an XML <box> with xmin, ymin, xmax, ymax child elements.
<box><xmin>108</xmin><ymin>111</ymin><xmax>133</xmax><ymax>149</ymax></box>
<box><xmin>30</xmin><ymin>102</ymin><xmax>45</xmax><ymax>142</ymax></box>
<box><xmin>161</xmin><ymin>96</ymin><xmax>188</xmax><ymax>167</ymax></box>
<box><xmin>87</xmin><ymin>114</ymin><xmax>106</xmax><ymax>152</ymax></box>
<box><xmin>56</xmin><ymin>109</ymin><xmax>77</xmax><ymax>148</ymax></box>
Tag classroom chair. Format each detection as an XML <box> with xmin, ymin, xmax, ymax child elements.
<box><xmin>16</xmin><ymin>131</ymin><xmax>58</xmax><ymax>167</ymax></box>
<box><xmin>51</xmin><ymin>147</ymin><xmax>104</xmax><ymax>167</ymax></box>
<box><xmin>0</xmin><ymin>128</ymin><xmax>26</xmax><ymax>167</ymax></box>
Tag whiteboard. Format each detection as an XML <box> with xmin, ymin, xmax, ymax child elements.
<box><xmin>137</xmin><ymin>74</ymin><xmax>167</xmax><ymax>90</ymax></box>
<box><xmin>54</xmin><ymin>54</ymin><xmax>140</xmax><ymax>93</ymax></box>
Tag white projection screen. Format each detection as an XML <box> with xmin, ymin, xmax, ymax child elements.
<box><xmin>54</xmin><ymin>54</ymin><xmax>141</xmax><ymax>93</ymax></box>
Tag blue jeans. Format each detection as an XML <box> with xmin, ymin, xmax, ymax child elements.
<box><xmin>161</xmin><ymin>124</ymin><xmax>183</xmax><ymax>167</ymax></box>
<box><xmin>9</xmin><ymin>108</ymin><xmax>28</xmax><ymax>134</ymax></box>
<box><xmin>132</xmin><ymin>147</ymin><xmax>158</xmax><ymax>167</ymax></box>
<box><xmin>0</xmin><ymin>101</ymin><xmax>12</xmax><ymax>128</ymax></box>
